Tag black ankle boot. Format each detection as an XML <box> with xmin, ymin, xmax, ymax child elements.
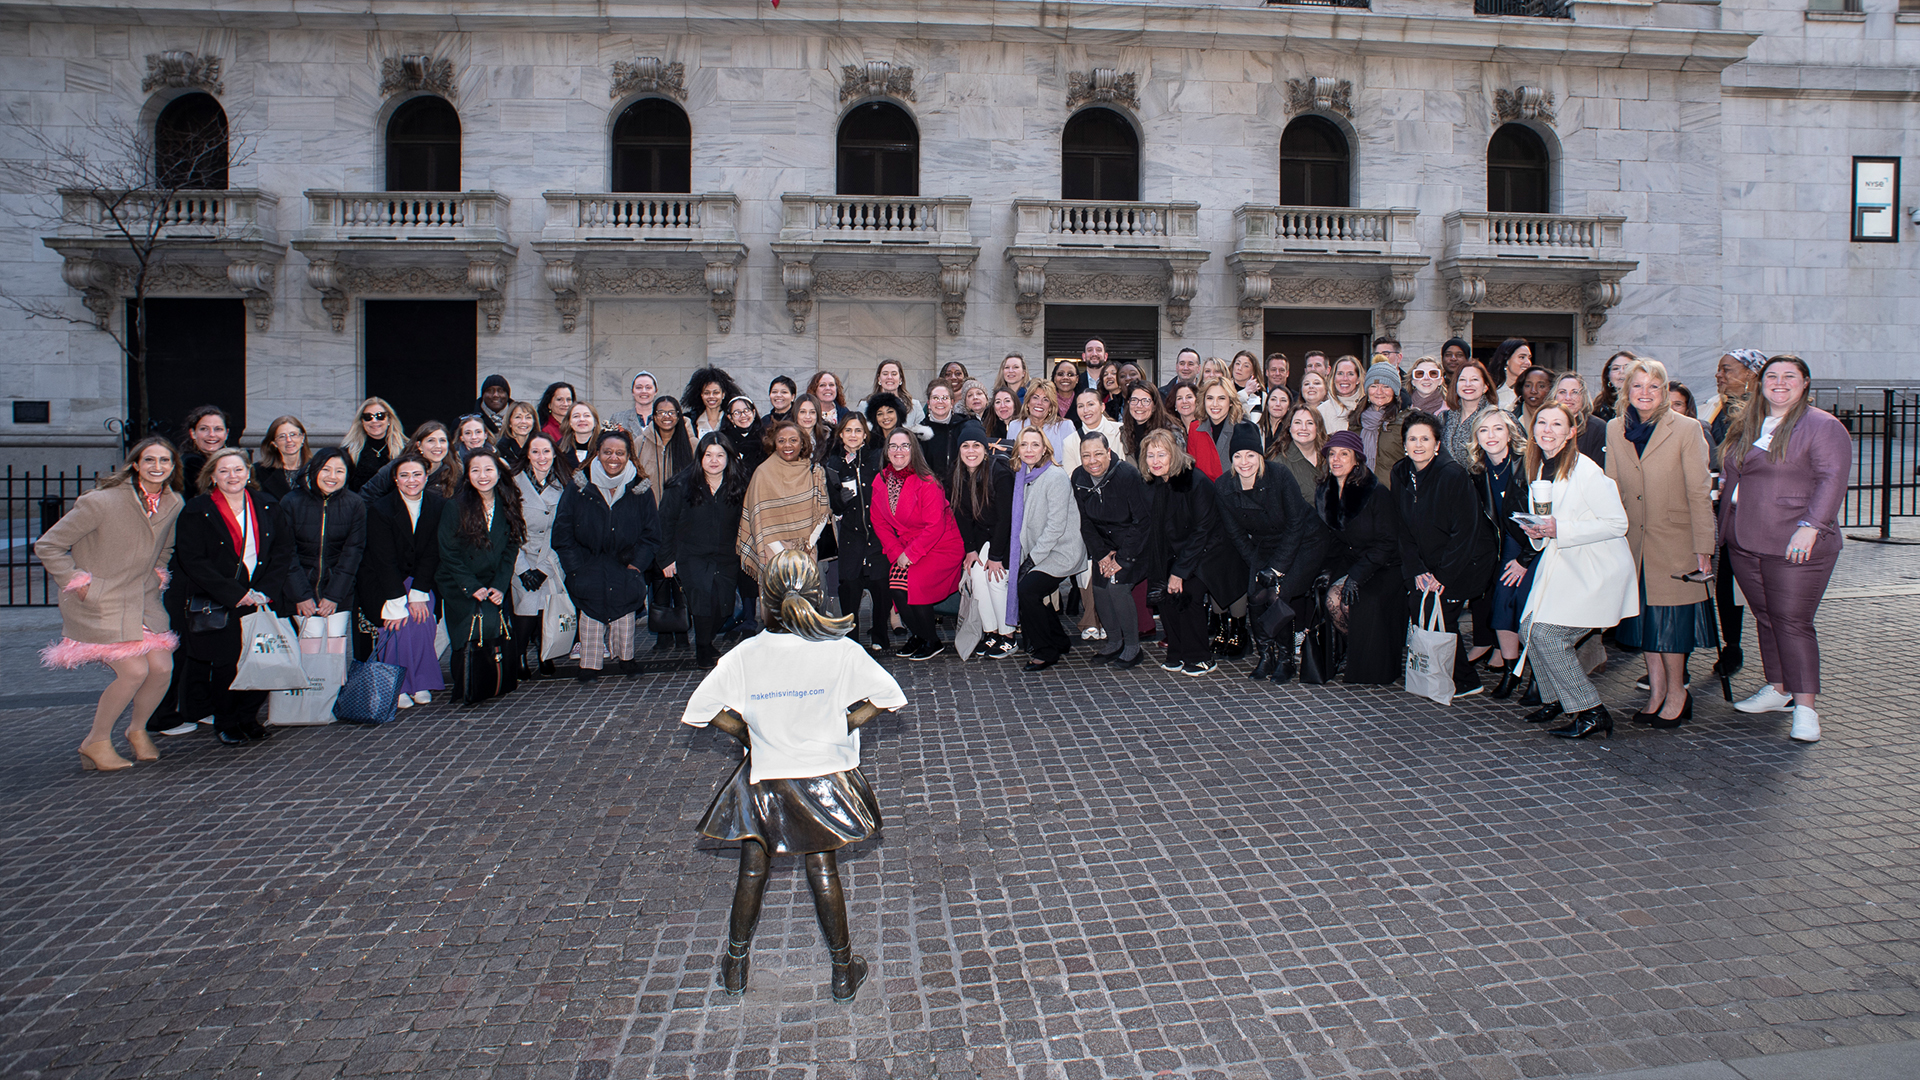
<box><xmin>1221</xmin><ymin>616</ymin><xmax>1249</xmax><ymax>658</ymax></box>
<box><xmin>1549</xmin><ymin>704</ymin><xmax>1613</xmax><ymax>740</ymax></box>
<box><xmin>719</xmin><ymin>938</ymin><xmax>752</xmax><ymax>995</ymax></box>
<box><xmin>1249</xmin><ymin>641</ymin><xmax>1277</xmax><ymax>680</ymax></box>
<box><xmin>830</xmin><ymin>946</ymin><xmax>869</xmax><ymax>1003</ymax></box>
<box><xmin>1522</xmin><ymin>701</ymin><xmax>1563</xmax><ymax>724</ymax></box>
<box><xmin>1518</xmin><ymin>673</ymin><xmax>1541</xmax><ymax>707</ymax></box>
<box><xmin>1491</xmin><ymin>667</ymin><xmax>1522</xmax><ymax>700</ymax></box>
<box><xmin>1270</xmin><ymin>646</ymin><xmax>1297</xmax><ymax>685</ymax></box>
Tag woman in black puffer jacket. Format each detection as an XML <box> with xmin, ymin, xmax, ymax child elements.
<box><xmin>553</xmin><ymin>430</ymin><xmax>662</xmax><ymax>680</ymax></box>
<box><xmin>277</xmin><ymin>447</ymin><xmax>367</xmax><ymax>638</ymax></box>
<box><xmin>1214</xmin><ymin>426</ymin><xmax>1327</xmax><ymax>685</ymax></box>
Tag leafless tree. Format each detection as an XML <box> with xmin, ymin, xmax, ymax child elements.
<box><xmin>2</xmin><ymin>107</ymin><xmax>245</xmax><ymax>445</ymax></box>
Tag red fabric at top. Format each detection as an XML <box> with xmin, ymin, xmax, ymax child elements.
<box><xmin>1187</xmin><ymin>420</ymin><xmax>1224</xmax><ymax>481</ymax></box>
<box><xmin>869</xmin><ymin>471</ymin><xmax>964</xmax><ymax>605</ymax></box>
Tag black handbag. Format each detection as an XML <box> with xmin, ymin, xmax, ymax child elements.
<box><xmin>184</xmin><ymin>595</ymin><xmax>227</xmax><ymax>633</ymax></box>
<box><xmin>455</xmin><ymin>606</ymin><xmax>517</xmax><ymax>706</ymax></box>
<box><xmin>648</xmin><ymin>577</ymin><xmax>691</xmax><ymax>634</ymax></box>
<box><xmin>1298</xmin><ymin>587</ymin><xmax>1335</xmax><ymax>685</ymax></box>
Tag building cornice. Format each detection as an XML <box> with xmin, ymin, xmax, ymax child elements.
<box><xmin>0</xmin><ymin>0</ymin><xmax>1757</xmax><ymax>73</ymax></box>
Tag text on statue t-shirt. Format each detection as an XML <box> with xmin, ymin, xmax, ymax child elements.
<box><xmin>680</xmin><ymin>633</ymin><xmax>907</xmax><ymax>784</ymax></box>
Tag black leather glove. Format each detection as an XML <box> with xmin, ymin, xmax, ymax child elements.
<box><xmin>1341</xmin><ymin>576</ymin><xmax>1360</xmax><ymax>610</ymax></box>
<box><xmin>517</xmin><ymin>568</ymin><xmax>547</xmax><ymax>591</ymax></box>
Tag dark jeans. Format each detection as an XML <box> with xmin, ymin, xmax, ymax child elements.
<box><xmin>1017</xmin><ymin>569</ymin><xmax>1071</xmax><ymax>661</ymax></box>
<box><xmin>841</xmin><ymin>577</ymin><xmax>893</xmax><ymax>647</ymax></box>
<box><xmin>1159</xmin><ymin>591</ymin><xmax>1210</xmax><ymax>664</ymax></box>
<box><xmin>893</xmin><ymin>591</ymin><xmax>940</xmax><ymax>645</ymax></box>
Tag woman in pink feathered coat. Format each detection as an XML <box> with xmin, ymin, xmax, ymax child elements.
<box><xmin>870</xmin><ymin>429</ymin><xmax>964</xmax><ymax>661</ymax></box>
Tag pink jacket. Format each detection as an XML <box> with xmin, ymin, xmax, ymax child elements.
<box><xmin>1718</xmin><ymin>406</ymin><xmax>1852</xmax><ymax>558</ymax></box>
<box><xmin>870</xmin><ymin>471</ymin><xmax>965</xmax><ymax>605</ymax></box>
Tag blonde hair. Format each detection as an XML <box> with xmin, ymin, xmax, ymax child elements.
<box><xmin>761</xmin><ymin>549</ymin><xmax>856</xmax><ymax>641</ymax></box>
<box><xmin>1139</xmin><ymin>428</ymin><xmax>1191</xmax><ymax>478</ymax></box>
<box><xmin>1021</xmin><ymin>381</ymin><xmax>1060</xmax><ymax>423</ymax></box>
<box><xmin>196</xmin><ymin>447</ymin><xmax>256</xmax><ymax>493</ymax></box>
<box><xmin>1618</xmin><ymin>358</ymin><xmax>1672</xmax><ymax>427</ymax></box>
<box><xmin>1015</xmin><ymin>425</ymin><xmax>1054</xmax><ymax>468</ymax></box>
<box><xmin>1197</xmin><ymin>377</ymin><xmax>1247</xmax><ymax>426</ymax></box>
<box><xmin>343</xmin><ymin>396</ymin><xmax>405</xmax><ymax>460</ymax></box>
<box><xmin>1467</xmin><ymin>409</ymin><xmax>1528</xmax><ymax>475</ymax></box>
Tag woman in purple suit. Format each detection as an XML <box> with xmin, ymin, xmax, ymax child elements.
<box><xmin>1718</xmin><ymin>355</ymin><xmax>1851</xmax><ymax>743</ymax></box>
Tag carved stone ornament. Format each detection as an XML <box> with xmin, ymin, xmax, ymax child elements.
<box><xmin>1269</xmin><ymin>277</ymin><xmax>1382</xmax><ymax>308</ymax></box>
<box><xmin>783</xmin><ymin>260</ymin><xmax>815</xmax><ymax>335</ymax></box>
<box><xmin>813</xmin><ymin>269</ymin><xmax>940</xmax><ymax>298</ymax></box>
<box><xmin>63</xmin><ymin>256</ymin><xmax>276</xmax><ymax>331</ymax></box>
<box><xmin>1285</xmin><ymin>77</ymin><xmax>1352</xmax><ymax>119</ymax></box>
<box><xmin>1067</xmin><ymin>69</ymin><xmax>1139</xmax><ymax>112</ymax></box>
<box><xmin>705</xmin><ymin>260</ymin><xmax>740</xmax><ymax>334</ymax></box>
<box><xmin>610</xmin><ymin>57</ymin><xmax>687</xmax><ymax>102</ymax></box>
<box><xmin>1378</xmin><ymin>272</ymin><xmax>1417</xmax><ymax>344</ymax></box>
<box><xmin>306</xmin><ymin>260</ymin><xmax>505</xmax><ymax>332</ymax></box>
<box><xmin>840</xmin><ymin>61</ymin><xmax>914</xmax><ymax>104</ymax></box>
<box><xmin>380</xmin><ymin>55</ymin><xmax>456</xmax><ymax>99</ymax></box>
<box><xmin>142</xmin><ymin>51</ymin><xmax>224</xmax><ymax>95</ymax></box>
<box><xmin>1045</xmin><ymin>272</ymin><xmax>1166</xmax><ymax>304</ymax></box>
<box><xmin>580</xmin><ymin>266</ymin><xmax>706</xmax><ymax>296</ymax></box>
<box><xmin>1447</xmin><ymin>273</ymin><xmax>1487</xmax><ymax>337</ymax></box>
<box><xmin>1494</xmin><ymin>86</ymin><xmax>1555</xmax><ymax>126</ymax></box>
<box><xmin>938</xmin><ymin>257</ymin><xmax>972</xmax><ymax>336</ymax></box>
<box><xmin>1014</xmin><ymin>261</ymin><xmax>1046</xmax><ymax>336</ymax></box>
<box><xmin>1582</xmin><ymin>279</ymin><xmax>1623</xmax><ymax>345</ymax></box>
<box><xmin>1484</xmin><ymin>282</ymin><xmax>1583</xmax><ymax>310</ymax></box>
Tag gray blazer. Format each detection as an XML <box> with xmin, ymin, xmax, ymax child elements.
<box><xmin>1015</xmin><ymin>465</ymin><xmax>1087</xmax><ymax>579</ymax></box>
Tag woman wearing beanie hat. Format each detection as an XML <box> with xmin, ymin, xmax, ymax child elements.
<box><xmin>1189</xmin><ymin>378</ymin><xmax>1263</xmax><ymax>655</ymax></box>
<box><xmin>947</xmin><ymin>420</ymin><xmax>1018</xmax><ymax>658</ymax></box>
<box><xmin>1351</xmin><ymin>361</ymin><xmax>1406</xmax><ymax>484</ymax></box>
<box><xmin>1314</xmin><ymin>429</ymin><xmax>1406</xmax><ymax>685</ymax></box>
<box><xmin>1215</xmin><ymin>422</ymin><xmax>1328</xmax><ymax>683</ymax></box>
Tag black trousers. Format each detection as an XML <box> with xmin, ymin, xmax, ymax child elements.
<box><xmin>892</xmin><ymin>591</ymin><xmax>939</xmax><ymax>644</ymax></box>
<box><xmin>178</xmin><ymin>653</ymin><xmax>267</xmax><ymax>735</ymax></box>
<box><xmin>1159</xmin><ymin>591</ymin><xmax>1211</xmax><ymax>664</ymax></box>
<box><xmin>1017</xmin><ymin>569</ymin><xmax>1071</xmax><ymax>661</ymax></box>
<box><xmin>840</xmin><ymin>575</ymin><xmax>892</xmax><ymax>647</ymax></box>
<box><xmin>1414</xmin><ymin>593</ymin><xmax>1481</xmax><ymax>692</ymax></box>
<box><xmin>1715</xmin><ymin>542</ymin><xmax>1743</xmax><ymax>653</ymax></box>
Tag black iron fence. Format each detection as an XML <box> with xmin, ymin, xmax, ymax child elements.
<box><xmin>1819</xmin><ymin>387</ymin><xmax>1920</xmax><ymax>539</ymax></box>
<box><xmin>4</xmin><ymin>466</ymin><xmax>103</xmax><ymax>606</ymax></box>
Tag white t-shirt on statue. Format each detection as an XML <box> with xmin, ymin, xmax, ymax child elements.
<box><xmin>680</xmin><ymin>633</ymin><xmax>907</xmax><ymax>784</ymax></box>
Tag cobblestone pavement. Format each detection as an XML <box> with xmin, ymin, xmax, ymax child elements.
<box><xmin>2</xmin><ymin>547</ymin><xmax>1918</xmax><ymax>1079</ymax></box>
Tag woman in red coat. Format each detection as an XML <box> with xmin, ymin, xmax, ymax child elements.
<box><xmin>871</xmin><ymin>429</ymin><xmax>964</xmax><ymax>661</ymax></box>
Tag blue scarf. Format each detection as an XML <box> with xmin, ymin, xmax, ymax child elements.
<box><xmin>1005</xmin><ymin>459</ymin><xmax>1051</xmax><ymax>626</ymax></box>
<box><xmin>1623</xmin><ymin>406</ymin><xmax>1657</xmax><ymax>458</ymax></box>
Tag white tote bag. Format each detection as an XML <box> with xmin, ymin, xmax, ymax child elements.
<box><xmin>269</xmin><ymin>613</ymin><xmax>349</xmax><ymax>725</ymax></box>
<box><xmin>1404</xmin><ymin>592</ymin><xmax>1457</xmax><ymax>707</ymax></box>
<box><xmin>540</xmin><ymin>591</ymin><xmax>579</xmax><ymax>662</ymax></box>
<box><xmin>230</xmin><ymin>609</ymin><xmax>310</xmax><ymax>691</ymax></box>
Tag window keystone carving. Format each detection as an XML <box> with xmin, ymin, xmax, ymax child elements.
<box><xmin>840</xmin><ymin>61</ymin><xmax>914</xmax><ymax>104</ymax></box>
<box><xmin>1067</xmin><ymin>69</ymin><xmax>1139</xmax><ymax>112</ymax></box>
<box><xmin>380</xmin><ymin>54</ymin><xmax>456</xmax><ymax>99</ymax></box>
<box><xmin>1285</xmin><ymin>77</ymin><xmax>1352</xmax><ymax>119</ymax></box>
<box><xmin>142</xmin><ymin>51</ymin><xmax>224</xmax><ymax>95</ymax></box>
<box><xmin>611</xmin><ymin>57</ymin><xmax>687</xmax><ymax>102</ymax></box>
<box><xmin>1494</xmin><ymin>86</ymin><xmax>1555</xmax><ymax>125</ymax></box>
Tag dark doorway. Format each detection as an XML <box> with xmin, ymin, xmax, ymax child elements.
<box><xmin>386</xmin><ymin>96</ymin><xmax>462</xmax><ymax>193</ymax></box>
<box><xmin>128</xmin><ymin>298</ymin><xmax>245</xmax><ymax>445</ymax></box>
<box><xmin>364</xmin><ymin>300</ymin><xmax>477</xmax><ymax>434</ymax></box>
<box><xmin>612</xmin><ymin>98</ymin><xmax>693</xmax><ymax>193</ymax></box>
<box><xmin>1061</xmin><ymin>108</ymin><xmax>1140</xmax><ymax>202</ymax></box>
<box><xmin>1279</xmin><ymin>116</ymin><xmax>1349</xmax><ymax>208</ymax></box>
<box><xmin>836</xmin><ymin>102</ymin><xmax>918</xmax><ymax>197</ymax></box>
<box><xmin>1262</xmin><ymin>307</ymin><xmax>1373</xmax><ymax>393</ymax></box>
<box><xmin>154</xmin><ymin>93</ymin><xmax>229</xmax><ymax>190</ymax></box>
<box><xmin>1471</xmin><ymin>312</ymin><xmax>1574</xmax><ymax>374</ymax></box>
<box><xmin>1044</xmin><ymin>304</ymin><xmax>1159</xmax><ymax>381</ymax></box>
<box><xmin>1488</xmin><ymin>124</ymin><xmax>1550</xmax><ymax>214</ymax></box>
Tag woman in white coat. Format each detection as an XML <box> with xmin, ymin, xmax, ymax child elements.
<box><xmin>1516</xmin><ymin>403</ymin><xmax>1639</xmax><ymax>740</ymax></box>
<box><xmin>512</xmin><ymin>433</ymin><xmax>570</xmax><ymax>678</ymax></box>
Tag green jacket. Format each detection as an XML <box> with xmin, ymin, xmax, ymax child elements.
<box><xmin>436</xmin><ymin>503</ymin><xmax>519</xmax><ymax>648</ymax></box>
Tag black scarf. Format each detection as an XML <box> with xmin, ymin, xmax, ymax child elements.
<box><xmin>1622</xmin><ymin>406</ymin><xmax>1657</xmax><ymax>458</ymax></box>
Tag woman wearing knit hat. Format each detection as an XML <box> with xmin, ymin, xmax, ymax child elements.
<box><xmin>1314</xmin><ymin>429</ymin><xmax>1406</xmax><ymax>685</ymax></box>
<box><xmin>1351</xmin><ymin>361</ymin><xmax>1406</xmax><ymax>484</ymax></box>
<box><xmin>1215</xmin><ymin>423</ymin><xmax>1326</xmax><ymax>683</ymax></box>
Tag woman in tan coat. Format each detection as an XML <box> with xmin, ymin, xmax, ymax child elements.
<box><xmin>1605</xmin><ymin>358</ymin><xmax>1716</xmax><ymax>728</ymax></box>
<box><xmin>35</xmin><ymin>437</ymin><xmax>186</xmax><ymax>771</ymax></box>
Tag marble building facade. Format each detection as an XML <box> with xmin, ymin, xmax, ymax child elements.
<box><xmin>0</xmin><ymin>0</ymin><xmax>1911</xmax><ymax>469</ymax></box>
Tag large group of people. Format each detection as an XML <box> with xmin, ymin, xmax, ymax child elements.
<box><xmin>35</xmin><ymin>338</ymin><xmax>1851</xmax><ymax>771</ymax></box>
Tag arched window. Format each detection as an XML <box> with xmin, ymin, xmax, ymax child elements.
<box><xmin>1061</xmin><ymin>108</ymin><xmax>1139</xmax><ymax>201</ymax></box>
<box><xmin>154</xmin><ymin>93</ymin><xmax>228</xmax><ymax>190</ymax></box>
<box><xmin>836</xmin><ymin>102</ymin><xmax>918</xmax><ymax>197</ymax></box>
<box><xmin>1488</xmin><ymin>123</ymin><xmax>1550</xmax><ymax>214</ymax></box>
<box><xmin>1279</xmin><ymin>116</ymin><xmax>1349</xmax><ymax>209</ymax></box>
<box><xmin>386</xmin><ymin>96</ymin><xmax>461</xmax><ymax>193</ymax></box>
<box><xmin>612</xmin><ymin>98</ymin><xmax>692</xmax><ymax>193</ymax></box>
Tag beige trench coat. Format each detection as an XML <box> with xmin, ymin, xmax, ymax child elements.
<box><xmin>1605</xmin><ymin>410</ymin><xmax>1715</xmax><ymax>608</ymax></box>
<box><xmin>35</xmin><ymin>484</ymin><xmax>183</xmax><ymax>643</ymax></box>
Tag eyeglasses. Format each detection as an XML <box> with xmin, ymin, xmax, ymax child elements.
<box><xmin>361</xmin><ymin>412</ymin><xmax>387</xmax><ymax>422</ymax></box>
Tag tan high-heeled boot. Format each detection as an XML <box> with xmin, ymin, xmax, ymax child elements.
<box><xmin>79</xmin><ymin>741</ymin><xmax>133</xmax><ymax>771</ymax></box>
<box><xmin>124</xmin><ymin>727</ymin><xmax>160</xmax><ymax>762</ymax></box>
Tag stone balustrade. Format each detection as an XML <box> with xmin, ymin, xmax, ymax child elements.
<box><xmin>302</xmin><ymin>190</ymin><xmax>509</xmax><ymax>243</ymax></box>
<box><xmin>1011</xmin><ymin>198</ymin><xmax>1201</xmax><ymax>248</ymax></box>
<box><xmin>1233</xmin><ymin>205</ymin><xmax>1420</xmax><ymax>254</ymax></box>
<box><xmin>778</xmin><ymin>194</ymin><xmax>972</xmax><ymax>246</ymax></box>
<box><xmin>57</xmin><ymin>188</ymin><xmax>278</xmax><ymax>242</ymax></box>
<box><xmin>1443</xmin><ymin>210</ymin><xmax>1627</xmax><ymax>260</ymax></box>
<box><xmin>540</xmin><ymin>192</ymin><xmax>740</xmax><ymax>243</ymax></box>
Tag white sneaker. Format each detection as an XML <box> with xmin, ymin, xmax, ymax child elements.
<box><xmin>157</xmin><ymin>722</ymin><xmax>199</xmax><ymax>737</ymax></box>
<box><xmin>1735</xmin><ymin>686</ymin><xmax>1794</xmax><ymax>714</ymax></box>
<box><xmin>413</xmin><ymin>691</ymin><xmax>432</xmax><ymax>705</ymax></box>
<box><xmin>1789</xmin><ymin>705</ymin><xmax>1821</xmax><ymax>743</ymax></box>
<box><xmin>395</xmin><ymin>694</ymin><xmax>414</xmax><ymax>710</ymax></box>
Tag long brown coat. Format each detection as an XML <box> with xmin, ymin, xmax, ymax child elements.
<box><xmin>1605</xmin><ymin>410</ymin><xmax>1715</xmax><ymax>608</ymax></box>
<box><xmin>35</xmin><ymin>484</ymin><xmax>183</xmax><ymax>643</ymax></box>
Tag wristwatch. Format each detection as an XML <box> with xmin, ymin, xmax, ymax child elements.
<box><xmin>1796</xmin><ymin>520</ymin><xmax>1819</xmax><ymax>530</ymax></box>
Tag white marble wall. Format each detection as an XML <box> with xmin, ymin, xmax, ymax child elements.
<box><xmin>0</xmin><ymin>14</ymin><xmax>1784</xmax><ymax>471</ymax></box>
